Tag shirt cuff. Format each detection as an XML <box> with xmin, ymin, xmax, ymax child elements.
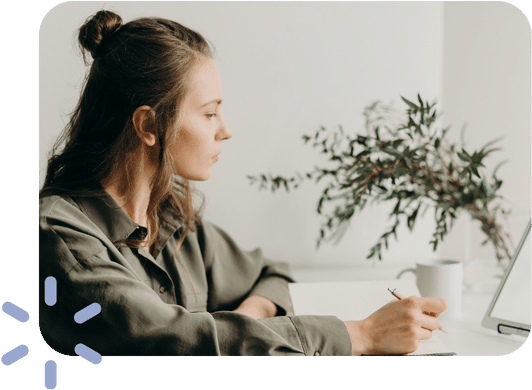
<box><xmin>287</xmin><ymin>315</ymin><xmax>353</xmax><ymax>356</ymax></box>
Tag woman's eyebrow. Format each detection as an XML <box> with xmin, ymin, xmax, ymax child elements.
<box><xmin>200</xmin><ymin>99</ymin><xmax>223</xmax><ymax>108</ymax></box>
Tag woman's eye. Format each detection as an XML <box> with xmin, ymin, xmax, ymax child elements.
<box><xmin>206</xmin><ymin>113</ymin><xmax>217</xmax><ymax>119</ymax></box>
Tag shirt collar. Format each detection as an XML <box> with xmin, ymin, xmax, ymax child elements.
<box><xmin>73</xmin><ymin>192</ymin><xmax>184</xmax><ymax>245</ymax></box>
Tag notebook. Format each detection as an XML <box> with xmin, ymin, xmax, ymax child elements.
<box><xmin>289</xmin><ymin>278</ymin><xmax>456</xmax><ymax>355</ymax></box>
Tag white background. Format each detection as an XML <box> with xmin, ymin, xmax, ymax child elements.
<box><xmin>39</xmin><ymin>1</ymin><xmax>530</xmax><ymax>269</ymax></box>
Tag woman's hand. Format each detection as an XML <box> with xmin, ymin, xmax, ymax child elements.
<box><xmin>344</xmin><ymin>296</ymin><xmax>447</xmax><ymax>355</ymax></box>
<box><xmin>233</xmin><ymin>295</ymin><xmax>278</xmax><ymax>320</ymax></box>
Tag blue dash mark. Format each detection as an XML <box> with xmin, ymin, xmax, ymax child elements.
<box><xmin>1</xmin><ymin>345</ymin><xmax>29</xmax><ymax>365</ymax></box>
<box><xmin>2</xmin><ymin>301</ymin><xmax>29</xmax><ymax>322</ymax></box>
<box><xmin>75</xmin><ymin>344</ymin><xmax>102</xmax><ymax>364</ymax></box>
<box><xmin>74</xmin><ymin>303</ymin><xmax>101</xmax><ymax>324</ymax></box>
<box><xmin>44</xmin><ymin>276</ymin><xmax>57</xmax><ymax>306</ymax></box>
<box><xmin>45</xmin><ymin>360</ymin><xmax>57</xmax><ymax>389</ymax></box>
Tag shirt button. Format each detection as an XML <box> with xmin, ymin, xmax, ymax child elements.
<box><xmin>159</xmin><ymin>286</ymin><xmax>166</xmax><ymax>293</ymax></box>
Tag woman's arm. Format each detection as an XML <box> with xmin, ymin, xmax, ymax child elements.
<box><xmin>233</xmin><ymin>295</ymin><xmax>277</xmax><ymax>319</ymax></box>
<box><xmin>40</xmin><ymin>233</ymin><xmax>350</xmax><ymax>356</ymax></box>
<box><xmin>198</xmin><ymin>221</ymin><xmax>295</xmax><ymax>316</ymax></box>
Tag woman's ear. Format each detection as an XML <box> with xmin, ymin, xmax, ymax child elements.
<box><xmin>132</xmin><ymin>106</ymin><xmax>157</xmax><ymax>147</ymax></box>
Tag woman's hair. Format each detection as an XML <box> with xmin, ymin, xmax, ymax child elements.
<box><xmin>40</xmin><ymin>10</ymin><xmax>213</xmax><ymax>251</ymax></box>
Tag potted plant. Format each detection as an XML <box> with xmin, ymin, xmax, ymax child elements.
<box><xmin>248</xmin><ymin>95</ymin><xmax>514</xmax><ymax>266</ymax></box>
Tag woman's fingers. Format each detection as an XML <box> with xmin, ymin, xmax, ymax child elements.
<box><xmin>418</xmin><ymin>327</ymin><xmax>434</xmax><ymax>341</ymax></box>
<box><xmin>419</xmin><ymin>297</ymin><xmax>448</xmax><ymax>316</ymax></box>
<box><xmin>419</xmin><ymin>313</ymin><xmax>442</xmax><ymax>331</ymax></box>
<box><xmin>349</xmin><ymin>296</ymin><xmax>447</xmax><ymax>355</ymax></box>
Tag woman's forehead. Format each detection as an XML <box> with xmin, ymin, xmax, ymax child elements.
<box><xmin>186</xmin><ymin>58</ymin><xmax>223</xmax><ymax>108</ymax></box>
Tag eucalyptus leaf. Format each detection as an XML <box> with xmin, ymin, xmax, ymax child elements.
<box><xmin>248</xmin><ymin>94</ymin><xmax>513</xmax><ymax>264</ymax></box>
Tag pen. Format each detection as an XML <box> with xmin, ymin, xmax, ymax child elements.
<box><xmin>388</xmin><ymin>288</ymin><xmax>448</xmax><ymax>334</ymax></box>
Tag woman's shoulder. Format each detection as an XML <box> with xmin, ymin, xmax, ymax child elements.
<box><xmin>39</xmin><ymin>194</ymin><xmax>104</xmax><ymax>241</ymax></box>
<box><xmin>40</xmin><ymin>194</ymin><xmax>109</xmax><ymax>263</ymax></box>
<box><xmin>40</xmin><ymin>194</ymin><xmax>80</xmax><ymax>219</ymax></box>
<box><xmin>40</xmin><ymin>195</ymin><xmax>93</xmax><ymax>232</ymax></box>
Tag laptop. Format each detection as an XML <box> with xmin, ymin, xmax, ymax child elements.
<box><xmin>481</xmin><ymin>221</ymin><xmax>531</xmax><ymax>336</ymax></box>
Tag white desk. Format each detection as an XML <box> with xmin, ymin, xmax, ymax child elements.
<box><xmin>437</xmin><ymin>292</ymin><xmax>526</xmax><ymax>356</ymax></box>
<box><xmin>290</xmin><ymin>263</ymin><xmax>528</xmax><ymax>356</ymax></box>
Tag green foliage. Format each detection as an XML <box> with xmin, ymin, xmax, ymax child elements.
<box><xmin>248</xmin><ymin>95</ymin><xmax>513</xmax><ymax>263</ymax></box>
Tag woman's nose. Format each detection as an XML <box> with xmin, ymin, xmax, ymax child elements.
<box><xmin>218</xmin><ymin>114</ymin><xmax>232</xmax><ymax>141</ymax></box>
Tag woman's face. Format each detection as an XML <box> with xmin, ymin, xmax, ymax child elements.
<box><xmin>170</xmin><ymin>57</ymin><xmax>232</xmax><ymax>181</ymax></box>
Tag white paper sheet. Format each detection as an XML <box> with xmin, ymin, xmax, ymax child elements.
<box><xmin>289</xmin><ymin>279</ymin><xmax>455</xmax><ymax>355</ymax></box>
<box><xmin>289</xmin><ymin>279</ymin><xmax>421</xmax><ymax>321</ymax></box>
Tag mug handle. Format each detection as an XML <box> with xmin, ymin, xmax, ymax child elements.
<box><xmin>396</xmin><ymin>268</ymin><xmax>416</xmax><ymax>279</ymax></box>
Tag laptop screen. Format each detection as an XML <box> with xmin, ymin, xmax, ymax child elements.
<box><xmin>489</xmin><ymin>226</ymin><xmax>531</xmax><ymax>326</ymax></box>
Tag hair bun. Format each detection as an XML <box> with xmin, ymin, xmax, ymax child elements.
<box><xmin>78</xmin><ymin>10</ymin><xmax>123</xmax><ymax>60</ymax></box>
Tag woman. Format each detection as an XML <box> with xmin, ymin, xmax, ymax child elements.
<box><xmin>39</xmin><ymin>10</ymin><xmax>446</xmax><ymax>356</ymax></box>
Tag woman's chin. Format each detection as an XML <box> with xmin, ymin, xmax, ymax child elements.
<box><xmin>188</xmin><ymin>170</ymin><xmax>213</xmax><ymax>182</ymax></box>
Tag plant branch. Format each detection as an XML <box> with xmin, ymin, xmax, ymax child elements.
<box><xmin>248</xmin><ymin>95</ymin><xmax>513</xmax><ymax>265</ymax></box>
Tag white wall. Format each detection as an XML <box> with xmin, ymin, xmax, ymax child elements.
<box><xmin>439</xmin><ymin>2</ymin><xmax>531</xmax><ymax>263</ymax></box>
<box><xmin>40</xmin><ymin>1</ymin><xmax>446</xmax><ymax>268</ymax></box>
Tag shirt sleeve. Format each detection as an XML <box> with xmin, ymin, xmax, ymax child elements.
<box><xmin>40</xmin><ymin>218</ymin><xmax>352</xmax><ymax>356</ymax></box>
<box><xmin>197</xmin><ymin>221</ymin><xmax>295</xmax><ymax>315</ymax></box>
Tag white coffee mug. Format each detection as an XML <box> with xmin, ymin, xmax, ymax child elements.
<box><xmin>397</xmin><ymin>260</ymin><xmax>463</xmax><ymax>319</ymax></box>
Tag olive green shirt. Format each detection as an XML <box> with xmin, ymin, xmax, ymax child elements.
<box><xmin>39</xmin><ymin>193</ymin><xmax>352</xmax><ymax>356</ymax></box>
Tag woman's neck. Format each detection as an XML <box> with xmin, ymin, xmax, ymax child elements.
<box><xmin>103</xmin><ymin>164</ymin><xmax>156</xmax><ymax>228</ymax></box>
<box><xmin>105</xmin><ymin>183</ymin><xmax>151</xmax><ymax>227</ymax></box>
